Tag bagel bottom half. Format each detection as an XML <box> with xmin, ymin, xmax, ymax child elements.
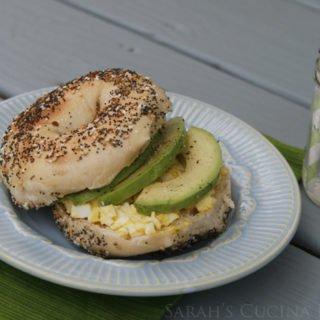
<box><xmin>53</xmin><ymin>170</ymin><xmax>234</xmax><ymax>258</ymax></box>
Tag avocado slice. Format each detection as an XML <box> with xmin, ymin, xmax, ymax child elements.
<box><xmin>134</xmin><ymin>127</ymin><xmax>223</xmax><ymax>214</ymax></box>
<box><xmin>98</xmin><ymin>117</ymin><xmax>186</xmax><ymax>205</ymax></box>
<box><xmin>65</xmin><ymin>130</ymin><xmax>162</xmax><ymax>205</ymax></box>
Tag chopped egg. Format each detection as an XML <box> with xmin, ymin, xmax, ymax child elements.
<box><xmin>145</xmin><ymin>223</ymin><xmax>156</xmax><ymax>235</ymax></box>
<box><xmin>70</xmin><ymin>204</ymin><xmax>91</xmax><ymax>219</ymax></box>
<box><xmin>100</xmin><ymin>205</ymin><xmax>117</xmax><ymax>226</ymax></box>
<box><xmin>117</xmin><ymin>227</ymin><xmax>129</xmax><ymax>238</ymax></box>
<box><xmin>157</xmin><ymin>213</ymin><xmax>179</xmax><ymax>226</ymax></box>
<box><xmin>127</xmin><ymin>223</ymin><xmax>145</xmax><ymax>238</ymax></box>
<box><xmin>110</xmin><ymin>216</ymin><xmax>130</xmax><ymax>230</ymax></box>
<box><xmin>88</xmin><ymin>206</ymin><xmax>100</xmax><ymax>223</ymax></box>
<box><xmin>66</xmin><ymin>200</ymin><xmax>181</xmax><ymax>239</ymax></box>
<box><xmin>100</xmin><ymin>205</ymin><xmax>117</xmax><ymax>217</ymax></box>
<box><xmin>195</xmin><ymin>192</ymin><xmax>216</xmax><ymax>212</ymax></box>
<box><xmin>150</xmin><ymin>212</ymin><xmax>161</xmax><ymax>230</ymax></box>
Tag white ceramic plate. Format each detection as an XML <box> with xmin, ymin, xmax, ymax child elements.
<box><xmin>0</xmin><ymin>88</ymin><xmax>301</xmax><ymax>296</ymax></box>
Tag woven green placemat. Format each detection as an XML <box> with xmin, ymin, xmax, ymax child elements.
<box><xmin>0</xmin><ymin>261</ymin><xmax>179</xmax><ymax>320</ymax></box>
<box><xmin>0</xmin><ymin>136</ymin><xmax>302</xmax><ymax>320</ymax></box>
<box><xmin>264</xmin><ymin>135</ymin><xmax>304</xmax><ymax>181</ymax></box>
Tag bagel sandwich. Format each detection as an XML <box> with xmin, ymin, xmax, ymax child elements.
<box><xmin>0</xmin><ymin>69</ymin><xmax>234</xmax><ymax>258</ymax></box>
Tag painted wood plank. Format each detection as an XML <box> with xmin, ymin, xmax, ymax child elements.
<box><xmin>293</xmin><ymin>190</ymin><xmax>320</xmax><ymax>255</ymax></box>
<box><xmin>0</xmin><ymin>0</ymin><xmax>318</xmax><ymax>255</ymax></box>
<box><xmin>0</xmin><ymin>0</ymin><xmax>309</xmax><ymax>147</ymax></box>
<box><xmin>291</xmin><ymin>0</ymin><xmax>320</xmax><ymax>10</ymax></box>
<box><xmin>64</xmin><ymin>0</ymin><xmax>320</xmax><ymax>107</ymax></box>
<box><xmin>165</xmin><ymin>246</ymin><xmax>320</xmax><ymax>319</ymax></box>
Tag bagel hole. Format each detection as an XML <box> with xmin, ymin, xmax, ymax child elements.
<box><xmin>46</xmin><ymin>92</ymin><xmax>100</xmax><ymax>135</ymax></box>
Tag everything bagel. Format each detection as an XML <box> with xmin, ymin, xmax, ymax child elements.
<box><xmin>0</xmin><ymin>69</ymin><xmax>171</xmax><ymax>208</ymax></box>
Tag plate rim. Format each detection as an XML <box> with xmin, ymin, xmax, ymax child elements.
<box><xmin>0</xmin><ymin>88</ymin><xmax>301</xmax><ymax>296</ymax></box>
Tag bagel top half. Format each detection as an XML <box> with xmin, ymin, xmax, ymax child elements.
<box><xmin>0</xmin><ymin>69</ymin><xmax>171</xmax><ymax>209</ymax></box>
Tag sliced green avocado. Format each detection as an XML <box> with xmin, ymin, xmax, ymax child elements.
<box><xmin>98</xmin><ymin>117</ymin><xmax>186</xmax><ymax>205</ymax></box>
<box><xmin>134</xmin><ymin>127</ymin><xmax>223</xmax><ymax>214</ymax></box>
<box><xmin>65</xmin><ymin>130</ymin><xmax>162</xmax><ymax>205</ymax></box>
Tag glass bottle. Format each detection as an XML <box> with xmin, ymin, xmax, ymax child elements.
<box><xmin>303</xmin><ymin>56</ymin><xmax>320</xmax><ymax>206</ymax></box>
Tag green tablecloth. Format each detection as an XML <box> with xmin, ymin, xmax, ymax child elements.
<box><xmin>0</xmin><ymin>261</ymin><xmax>179</xmax><ymax>320</ymax></box>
